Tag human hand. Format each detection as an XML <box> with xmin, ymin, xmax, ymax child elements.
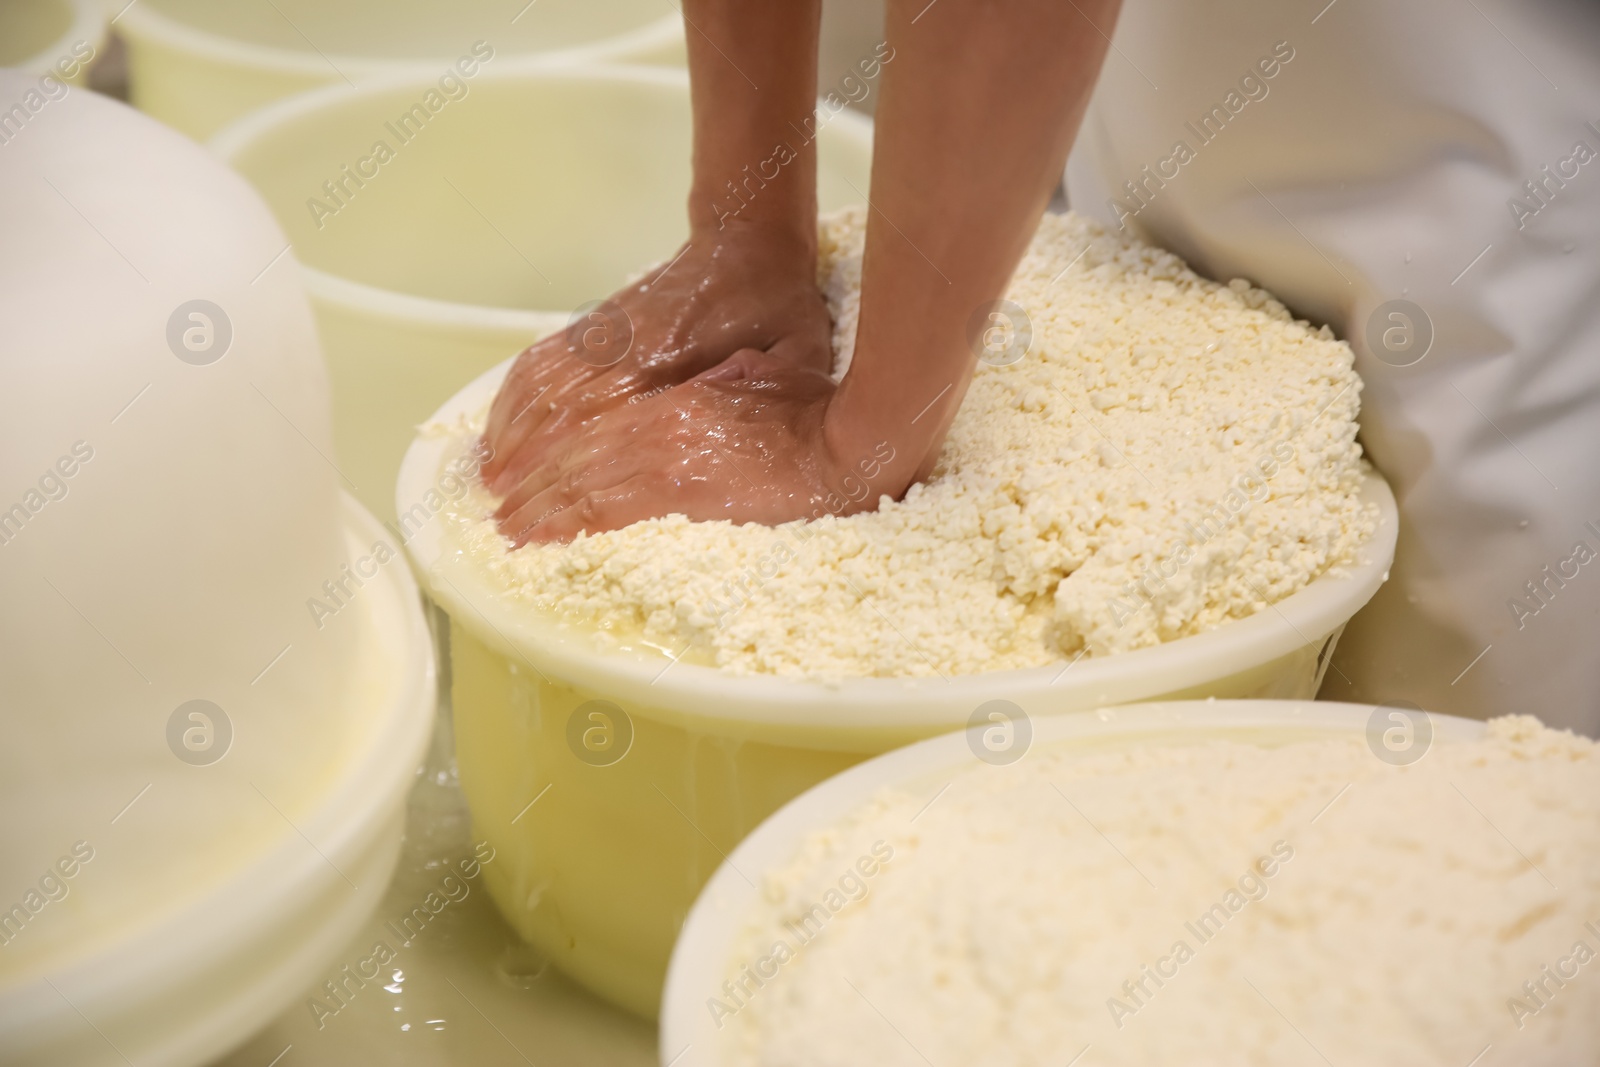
<box><xmin>481</xmin><ymin>222</ymin><xmax>831</xmax><ymax>495</ymax></box>
<box><xmin>493</xmin><ymin>348</ymin><xmax>909</xmax><ymax>545</ymax></box>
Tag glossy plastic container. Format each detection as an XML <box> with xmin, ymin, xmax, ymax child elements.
<box><xmin>117</xmin><ymin>0</ymin><xmax>684</xmax><ymax>139</ymax></box>
<box><xmin>398</xmin><ymin>361</ymin><xmax>1399</xmax><ymax>1020</ymax></box>
<box><xmin>213</xmin><ymin>66</ymin><xmax>875</xmax><ymax>522</ymax></box>
<box><xmin>0</xmin><ymin>74</ymin><xmax>434</xmax><ymax>1066</ymax></box>
<box><xmin>660</xmin><ymin>700</ymin><xmax>1488</xmax><ymax>1064</ymax></box>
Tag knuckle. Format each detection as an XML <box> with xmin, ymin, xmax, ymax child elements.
<box><xmin>557</xmin><ymin>467</ymin><xmax>582</xmax><ymax>498</ymax></box>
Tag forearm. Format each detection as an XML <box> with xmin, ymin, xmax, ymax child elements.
<box><xmin>683</xmin><ymin>0</ymin><xmax>823</xmax><ymax>249</ymax></box>
<box><xmin>829</xmin><ymin>0</ymin><xmax>1120</xmax><ymax>478</ymax></box>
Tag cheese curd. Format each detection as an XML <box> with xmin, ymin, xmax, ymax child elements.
<box><xmin>442</xmin><ymin>207</ymin><xmax>1376</xmax><ymax>678</ymax></box>
<box><xmin>725</xmin><ymin>717</ymin><xmax>1600</xmax><ymax>1066</ymax></box>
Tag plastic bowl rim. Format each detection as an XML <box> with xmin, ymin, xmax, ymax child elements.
<box><xmin>397</xmin><ymin>359</ymin><xmax>1400</xmax><ymax>728</ymax></box>
<box><xmin>7</xmin><ymin>0</ymin><xmax>105</xmax><ymax>76</ymax></box>
<box><xmin>117</xmin><ymin>2</ymin><xmax>684</xmax><ymax>79</ymax></box>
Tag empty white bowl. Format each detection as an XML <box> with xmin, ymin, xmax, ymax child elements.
<box><xmin>0</xmin><ymin>72</ymin><xmax>433</xmax><ymax>1066</ymax></box>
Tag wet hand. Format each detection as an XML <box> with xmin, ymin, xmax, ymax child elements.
<box><xmin>493</xmin><ymin>349</ymin><xmax>908</xmax><ymax>545</ymax></box>
<box><xmin>481</xmin><ymin>223</ymin><xmax>830</xmax><ymax>495</ymax></box>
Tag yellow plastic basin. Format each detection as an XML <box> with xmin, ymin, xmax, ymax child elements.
<box><xmin>398</xmin><ymin>361</ymin><xmax>1399</xmax><ymax>1020</ymax></box>
<box><xmin>118</xmin><ymin>0</ymin><xmax>685</xmax><ymax>140</ymax></box>
<box><xmin>213</xmin><ymin>65</ymin><xmax>875</xmax><ymax>522</ymax></box>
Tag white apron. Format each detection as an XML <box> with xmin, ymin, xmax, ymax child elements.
<box><xmin>1066</xmin><ymin>0</ymin><xmax>1600</xmax><ymax>734</ymax></box>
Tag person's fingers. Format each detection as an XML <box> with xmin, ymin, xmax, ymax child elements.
<box><xmin>495</xmin><ymin>419</ymin><xmax>648</xmax><ymax>526</ymax></box>
<box><xmin>485</xmin><ymin>318</ymin><xmax>701</xmax><ymax>493</ymax></box>
<box><xmin>499</xmin><ymin>391</ymin><xmax>697</xmax><ymax>524</ymax></box>
<box><xmin>520</xmin><ymin>474</ymin><xmax>665</xmax><ymax>544</ymax></box>
<box><xmin>493</xmin><ymin>371</ymin><xmax>658</xmax><ymax>492</ymax></box>
<box><xmin>490</xmin><ymin>419</ymin><xmax>599</xmax><ymax>499</ymax></box>
<box><xmin>495</xmin><ymin>457</ymin><xmax>565</xmax><ymax>526</ymax></box>
<box><xmin>518</xmin><ymin>339</ymin><xmax>779</xmax><ymax>483</ymax></box>
<box><xmin>483</xmin><ymin>335</ymin><xmax>589</xmax><ymax>481</ymax></box>
<box><xmin>494</xmin><ymin>448</ymin><xmax>579</xmax><ymax>524</ymax></box>
<box><xmin>485</xmin><ymin>334</ymin><xmax>566</xmax><ymax>439</ymax></box>
<box><xmin>485</xmin><ymin>362</ymin><xmax>637</xmax><ymax>494</ymax></box>
<box><xmin>494</xmin><ymin>414</ymin><xmax>615</xmax><ymax>516</ymax></box>
<box><xmin>499</xmin><ymin>450</ymin><xmax>648</xmax><ymax>545</ymax></box>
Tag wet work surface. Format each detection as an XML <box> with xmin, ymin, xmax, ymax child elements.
<box><xmin>212</xmin><ymin>626</ymin><xmax>657</xmax><ymax>1067</ymax></box>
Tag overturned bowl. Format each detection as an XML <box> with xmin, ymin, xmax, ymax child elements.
<box><xmin>0</xmin><ymin>73</ymin><xmax>434</xmax><ymax>1066</ymax></box>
